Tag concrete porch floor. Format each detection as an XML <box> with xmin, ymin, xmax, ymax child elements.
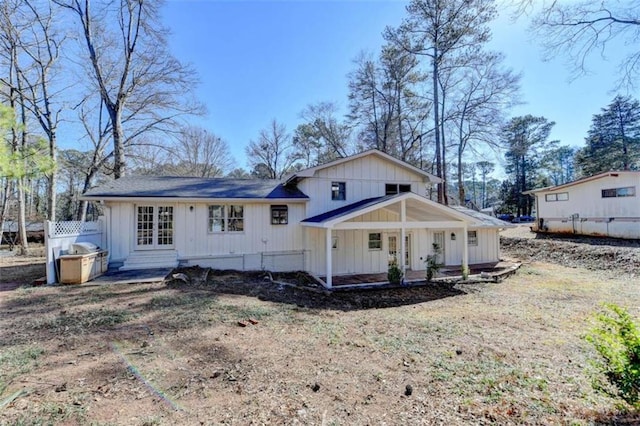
<box><xmin>320</xmin><ymin>261</ymin><xmax>516</xmax><ymax>287</ymax></box>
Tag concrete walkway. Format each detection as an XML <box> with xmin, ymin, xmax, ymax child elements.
<box><xmin>90</xmin><ymin>268</ymin><xmax>172</xmax><ymax>285</ymax></box>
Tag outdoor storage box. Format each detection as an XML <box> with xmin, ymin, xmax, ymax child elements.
<box><xmin>59</xmin><ymin>250</ymin><xmax>108</xmax><ymax>284</ymax></box>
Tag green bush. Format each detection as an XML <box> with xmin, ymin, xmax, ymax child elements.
<box><xmin>425</xmin><ymin>243</ymin><xmax>443</xmax><ymax>281</ymax></box>
<box><xmin>585</xmin><ymin>303</ymin><xmax>640</xmax><ymax>408</ymax></box>
<box><xmin>387</xmin><ymin>257</ymin><xmax>403</xmax><ymax>285</ymax></box>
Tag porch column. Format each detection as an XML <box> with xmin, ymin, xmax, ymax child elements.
<box><xmin>325</xmin><ymin>227</ymin><xmax>332</xmax><ymax>288</ymax></box>
<box><xmin>462</xmin><ymin>222</ymin><xmax>469</xmax><ymax>272</ymax></box>
<box><xmin>400</xmin><ymin>199</ymin><xmax>406</xmax><ymax>277</ymax></box>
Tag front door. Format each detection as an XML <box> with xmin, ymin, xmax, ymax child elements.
<box><xmin>388</xmin><ymin>233</ymin><xmax>411</xmax><ymax>268</ymax></box>
<box><xmin>135</xmin><ymin>205</ymin><xmax>174</xmax><ymax>250</ymax></box>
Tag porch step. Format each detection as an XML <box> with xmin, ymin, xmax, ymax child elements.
<box><xmin>120</xmin><ymin>251</ymin><xmax>179</xmax><ymax>271</ymax></box>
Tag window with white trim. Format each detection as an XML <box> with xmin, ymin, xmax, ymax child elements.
<box><xmin>602</xmin><ymin>186</ymin><xmax>636</xmax><ymax>198</ymax></box>
<box><xmin>545</xmin><ymin>192</ymin><xmax>569</xmax><ymax>202</ymax></box>
<box><xmin>468</xmin><ymin>230</ymin><xmax>478</xmax><ymax>246</ymax></box>
<box><xmin>368</xmin><ymin>232</ymin><xmax>382</xmax><ymax>250</ymax></box>
<box><xmin>208</xmin><ymin>205</ymin><xmax>244</xmax><ymax>232</ymax></box>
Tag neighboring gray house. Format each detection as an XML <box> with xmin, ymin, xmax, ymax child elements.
<box><xmin>524</xmin><ymin>171</ymin><xmax>640</xmax><ymax>239</ymax></box>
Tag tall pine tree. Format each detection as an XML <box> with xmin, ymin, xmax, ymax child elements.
<box><xmin>576</xmin><ymin>95</ymin><xmax>640</xmax><ymax>175</ymax></box>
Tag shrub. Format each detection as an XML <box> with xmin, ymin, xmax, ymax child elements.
<box><xmin>387</xmin><ymin>257</ymin><xmax>403</xmax><ymax>285</ymax></box>
<box><xmin>425</xmin><ymin>243</ymin><xmax>443</xmax><ymax>281</ymax></box>
<box><xmin>585</xmin><ymin>303</ymin><xmax>640</xmax><ymax>408</ymax></box>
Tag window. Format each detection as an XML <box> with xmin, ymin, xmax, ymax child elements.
<box><xmin>271</xmin><ymin>205</ymin><xmax>288</xmax><ymax>225</ymax></box>
<box><xmin>208</xmin><ymin>204</ymin><xmax>244</xmax><ymax>232</ymax></box>
<box><xmin>385</xmin><ymin>183</ymin><xmax>412</xmax><ymax>195</ymax></box>
<box><xmin>208</xmin><ymin>205</ymin><xmax>225</xmax><ymax>232</ymax></box>
<box><xmin>368</xmin><ymin>232</ymin><xmax>382</xmax><ymax>250</ymax></box>
<box><xmin>468</xmin><ymin>230</ymin><xmax>478</xmax><ymax>246</ymax></box>
<box><xmin>331</xmin><ymin>182</ymin><xmax>346</xmax><ymax>200</ymax></box>
<box><xmin>545</xmin><ymin>192</ymin><xmax>569</xmax><ymax>202</ymax></box>
<box><xmin>602</xmin><ymin>186</ymin><xmax>636</xmax><ymax>198</ymax></box>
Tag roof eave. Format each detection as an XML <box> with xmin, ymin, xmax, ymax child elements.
<box><xmin>80</xmin><ymin>195</ymin><xmax>309</xmax><ymax>203</ymax></box>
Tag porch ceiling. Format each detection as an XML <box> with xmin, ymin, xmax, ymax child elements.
<box><xmin>347</xmin><ymin>200</ymin><xmax>458</xmax><ymax>223</ymax></box>
<box><xmin>301</xmin><ymin>192</ymin><xmax>471</xmax><ymax>229</ymax></box>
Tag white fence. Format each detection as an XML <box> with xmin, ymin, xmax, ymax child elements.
<box><xmin>45</xmin><ymin>219</ymin><xmax>106</xmax><ymax>284</ymax></box>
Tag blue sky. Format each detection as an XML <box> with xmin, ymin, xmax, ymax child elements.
<box><xmin>162</xmin><ymin>0</ymin><xmax>631</xmax><ymax>172</ymax></box>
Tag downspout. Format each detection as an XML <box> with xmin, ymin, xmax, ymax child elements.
<box><xmin>325</xmin><ymin>227</ymin><xmax>332</xmax><ymax>289</ymax></box>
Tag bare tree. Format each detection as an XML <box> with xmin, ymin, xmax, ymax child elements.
<box><xmin>164</xmin><ymin>126</ymin><xmax>234</xmax><ymax>177</ymax></box>
<box><xmin>54</xmin><ymin>0</ymin><xmax>200</xmax><ymax>178</ymax></box>
<box><xmin>451</xmin><ymin>51</ymin><xmax>520</xmax><ymax>204</ymax></box>
<box><xmin>386</xmin><ymin>0</ymin><xmax>497</xmax><ymax>204</ymax></box>
<box><xmin>299</xmin><ymin>102</ymin><xmax>352</xmax><ymax>162</ymax></box>
<box><xmin>3</xmin><ymin>0</ymin><xmax>67</xmax><ymax>221</ymax></box>
<box><xmin>517</xmin><ymin>0</ymin><xmax>640</xmax><ymax>90</ymax></box>
<box><xmin>246</xmin><ymin>119</ymin><xmax>298</xmax><ymax>179</ymax></box>
<box><xmin>476</xmin><ymin>160</ymin><xmax>494</xmax><ymax>209</ymax></box>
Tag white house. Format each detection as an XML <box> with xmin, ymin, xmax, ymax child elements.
<box><xmin>82</xmin><ymin>150</ymin><xmax>509</xmax><ymax>287</ymax></box>
<box><xmin>524</xmin><ymin>171</ymin><xmax>640</xmax><ymax>239</ymax></box>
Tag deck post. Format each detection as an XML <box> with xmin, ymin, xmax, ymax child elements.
<box><xmin>325</xmin><ymin>227</ymin><xmax>332</xmax><ymax>288</ymax></box>
<box><xmin>400</xmin><ymin>199</ymin><xmax>406</xmax><ymax>277</ymax></box>
<box><xmin>462</xmin><ymin>222</ymin><xmax>469</xmax><ymax>273</ymax></box>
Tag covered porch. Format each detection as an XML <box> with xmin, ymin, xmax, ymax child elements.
<box><xmin>318</xmin><ymin>260</ymin><xmax>517</xmax><ymax>287</ymax></box>
<box><xmin>302</xmin><ymin>192</ymin><xmax>475</xmax><ymax>289</ymax></box>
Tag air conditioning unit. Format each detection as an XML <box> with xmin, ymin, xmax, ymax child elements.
<box><xmin>70</xmin><ymin>242</ymin><xmax>99</xmax><ymax>254</ymax></box>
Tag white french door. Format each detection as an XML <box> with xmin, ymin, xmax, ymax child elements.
<box><xmin>135</xmin><ymin>205</ymin><xmax>174</xmax><ymax>250</ymax></box>
<box><xmin>387</xmin><ymin>233</ymin><xmax>411</xmax><ymax>268</ymax></box>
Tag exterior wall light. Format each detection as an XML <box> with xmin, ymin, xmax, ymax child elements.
<box><xmin>450</xmin><ymin>232</ymin><xmax>456</xmax><ymax>240</ymax></box>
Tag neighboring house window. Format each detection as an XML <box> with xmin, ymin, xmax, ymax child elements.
<box><xmin>385</xmin><ymin>184</ymin><xmax>412</xmax><ymax>195</ymax></box>
<box><xmin>368</xmin><ymin>232</ymin><xmax>382</xmax><ymax>250</ymax></box>
<box><xmin>208</xmin><ymin>204</ymin><xmax>244</xmax><ymax>232</ymax></box>
<box><xmin>271</xmin><ymin>205</ymin><xmax>288</xmax><ymax>225</ymax></box>
<box><xmin>545</xmin><ymin>192</ymin><xmax>569</xmax><ymax>202</ymax></box>
<box><xmin>602</xmin><ymin>186</ymin><xmax>636</xmax><ymax>198</ymax></box>
<box><xmin>468</xmin><ymin>230</ymin><xmax>478</xmax><ymax>246</ymax></box>
<box><xmin>331</xmin><ymin>182</ymin><xmax>346</xmax><ymax>200</ymax></box>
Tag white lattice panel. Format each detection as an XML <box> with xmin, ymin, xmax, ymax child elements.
<box><xmin>51</xmin><ymin>221</ymin><xmax>101</xmax><ymax>236</ymax></box>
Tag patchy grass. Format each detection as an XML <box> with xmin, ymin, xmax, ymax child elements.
<box><xmin>0</xmin><ymin>346</ymin><xmax>44</xmax><ymax>395</ymax></box>
<box><xmin>0</xmin><ymin>260</ymin><xmax>639</xmax><ymax>424</ymax></box>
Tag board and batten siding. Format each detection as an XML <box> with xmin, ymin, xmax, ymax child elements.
<box><xmin>298</xmin><ymin>155</ymin><xmax>429</xmax><ymax>218</ymax></box>
<box><xmin>306</xmin><ymin>227</ymin><xmax>500</xmax><ymax>276</ymax></box>
<box><xmin>536</xmin><ymin>173</ymin><xmax>640</xmax><ymax>238</ymax></box>
<box><xmin>105</xmin><ymin>201</ymin><xmax>306</xmax><ymax>264</ymax></box>
<box><xmin>104</xmin><ymin>201</ymin><xmax>134</xmax><ymax>262</ymax></box>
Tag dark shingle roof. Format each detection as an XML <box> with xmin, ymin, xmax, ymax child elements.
<box><xmin>302</xmin><ymin>195</ymin><xmax>398</xmax><ymax>223</ymax></box>
<box><xmin>83</xmin><ymin>176</ymin><xmax>308</xmax><ymax>200</ymax></box>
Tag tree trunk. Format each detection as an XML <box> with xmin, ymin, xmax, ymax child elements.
<box><xmin>432</xmin><ymin>53</ymin><xmax>443</xmax><ymax>204</ymax></box>
<box><xmin>457</xmin><ymin>144</ymin><xmax>464</xmax><ymax>205</ymax></box>
<box><xmin>112</xmin><ymin>108</ymin><xmax>126</xmax><ymax>179</ymax></box>
<box><xmin>0</xmin><ymin>179</ymin><xmax>11</xmax><ymax>247</ymax></box>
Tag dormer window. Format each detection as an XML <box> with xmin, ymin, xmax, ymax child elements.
<box><xmin>331</xmin><ymin>182</ymin><xmax>346</xmax><ymax>200</ymax></box>
<box><xmin>385</xmin><ymin>183</ymin><xmax>411</xmax><ymax>195</ymax></box>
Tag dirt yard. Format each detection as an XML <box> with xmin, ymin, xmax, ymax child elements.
<box><xmin>1</xmin><ymin>232</ymin><xmax>639</xmax><ymax>424</ymax></box>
